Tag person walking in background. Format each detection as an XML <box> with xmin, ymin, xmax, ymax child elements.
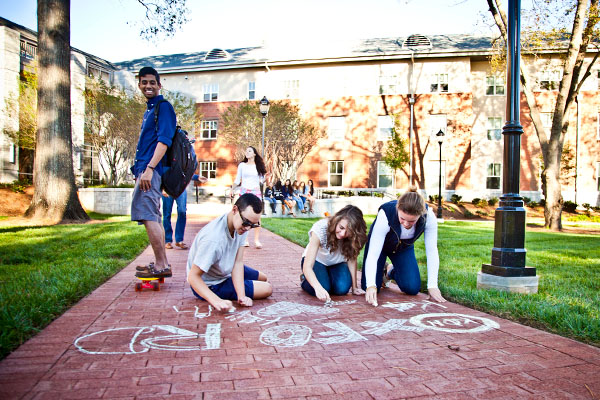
<box><xmin>281</xmin><ymin>179</ymin><xmax>297</xmax><ymax>217</ymax></box>
<box><xmin>300</xmin><ymin>205</ymin><xmax>367</xmax><ymax>302</ymax></box>
<box><xmin>263</xmin><ymin>179</ymin><xmax>277</xmax><ymax>214</ymax></box>
<box><xmin>361</xmin><ymin>186</ymin><xmax>446</xmax><ymax>306</ymax></box>
<box><xmin>292</xmin><ymin>180</ymin><xmax>306</xmax><ymax>213</ymax></box>
<box><xmin>299</xmin><ymin>180</ymin><xmax>315</xmax><ymax>213</ymax></box>
<box><xmin>231</xmin><ymin>146</ymin><xmax>268</xmax><ymax>249</ymax></box>
<box><xmin>163</xmin><ymin>174</ymin><xmax>208</xmax><ymax>249</ymax></box>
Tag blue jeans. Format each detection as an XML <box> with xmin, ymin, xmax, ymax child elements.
<box><xmin>264</xmin><ymin>197</ymin><xmax>277</xmax><ymax>213</ymax></box>
<box><xmin>292</xmin><ymin>195</ymin><xmax>304</xmax><ymax>211</ymax></box>
<box><xmin>361</xmin><ymin>245</ymin><xmax>421</xmax><ymax>295</ymax></box>
<box><xmin>190</xmin><ymin>266</ymin><xmax>258</xmax><ymax>300</ymax></box>
<box><xmin>301</xmin><ymin>257</ymin><xmax>352</xmax><ymax>296</ymax></box>
<box><xmin>162</xmin><ymin>190</ymin><xmax>187</xmax><ymax>243</ymax></box>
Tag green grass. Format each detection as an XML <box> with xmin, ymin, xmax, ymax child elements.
<box><xmin>0</xmin><ymin>217</ymin><xmax>148</xmax><ymax>359</ymax></box>
<box><xmin>261</xmin><ymin>218</ymin><xmax>600</xmax><ymax>347</ymax></box>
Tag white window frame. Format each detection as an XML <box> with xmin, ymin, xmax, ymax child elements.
<box><xmin>430</xmin><ymin>73</ymin><xmax>448</xmax><ymax>93</ymax></box>
<box><xmin>539</xmin><ymin>70</ymin><xmax>561</xmax><ymax>91</ymax></box>
<box><xmin>486</xmin><ymin>75</ymin><xmax>505</xmax><ymax>96</ymax></box>
<box><xmin>328</xmin><ymin>116</ymin><xmax>346</xmax><ymax>141</ymax></box>
<box><xmin>202</xmin><ymin>83</ymin><xmax>219</xmax><ymax>102</ymax></box>
<box><xmin>541</xmin><ymin>112</ymin><xmax>553</xmax><ymax>129</ymax></box>
<box><xmin>283</xmin><ymin>80</ymin><xmax>300</xmax><ymax>99</ymax></box>
<box><xmin>377</xmin><ymin>161</ymin><xmax>394</xmax><ymax>188</ymax></box>
<box><xmin>328</xmin><ymin>160</ymin><xmax>344</xmax><ymax>187</ymax></box>
<box><xmin>377</xmin><ymin>115</ymin><xmax>394</xmax><ymax>141</ymax></box>
<box><xmin>487</xmin><ymin>117</ymin><xmax>502</xmax><ymax>141</ymax></box>
<box><xmin>379</xmin><ymin>75</ymin><xmax>399</xmax><ymax>95</ymax></box>
<box><xmin>199</xmin><ymin>161</ymin><xmax>217</xmax><ymax>180</ymax></box>
<box><xmin>8</xmin><ymin>143</ymin><xmax>16</xmax><ymax>164</ymax></box>
<box><xmin>486</xmin><ymin>163</ymin><xmax>502</xmax><ymax>190</ymax></box>
<box><xmin>248</xmin><ymin>81</ymin><xmax>255</xmax><ymax>100</ymax></box>
<box><xmin>200</xmin><ymin>120</ymin><xmax>218</xmax><ymax>140</ymax></box>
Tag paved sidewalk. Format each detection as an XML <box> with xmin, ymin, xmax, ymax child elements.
<box><xmin>1</xmin><ymin>215</ymin><xmax>599</xmax><ymax>399</ymax></box>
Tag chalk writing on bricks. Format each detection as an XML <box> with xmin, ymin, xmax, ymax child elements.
<box><xmin>409</xmin><ymin>313</ymin><xmax>500</xmax><ymax>333</ymax></box>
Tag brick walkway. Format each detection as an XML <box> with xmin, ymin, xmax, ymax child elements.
<box><xmin>1</xmin><ymin>215</ymin><xmax>599</xmax><ymax>399</ymax></box>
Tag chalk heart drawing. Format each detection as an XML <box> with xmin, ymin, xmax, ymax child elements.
<box><xmin>74</xmin><ymin>324</ymin><xmax>221</xmax><ymax>355</ymax></box>
<box><xmin>409</xmin><ymin>313</ymin><xmax>500</xmax><ymax>333</ymax></box>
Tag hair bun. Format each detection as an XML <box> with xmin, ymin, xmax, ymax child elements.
<box><xmin>408</xmin><ymin>185</ymin><xmax>418</xmax><ymax>193</ymax></box>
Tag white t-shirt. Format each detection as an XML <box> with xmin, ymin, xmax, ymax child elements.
<box><xmin>364</xmin><ymin>207</ymin><xmax>439</xmax><ymax>289</ymax></box>
<box><xmin>186</xmin><ymin>213</ymin><xmax>248</xmax><ymax>286</ymax></box>
<box><xmin>301</xmin><ymin>218</ymin><xmax>347</xmax><ymax>266</ymax></box>
<box><xmin>234</xmin><ymin>162</ymin><xmax>263</xmax><ymax>192</ymax></box>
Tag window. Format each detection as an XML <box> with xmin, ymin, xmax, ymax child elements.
<box><xmin>87</xmin><ymin>64</ymin><xmax>111</xmax><ymax>83</ymax></box>
<box><xmin>377</xmin><ymin>161</ymin><xmax>394</xmax><ymax>188</ymax></box>
<box><xmin>598</xmin><ymin>70</ymin><xmax>600</xmax><ymax>90</ymax></box>
<box><xmin>328</xmin><ymin>117</ymin><xmax>346</xmax><ymax>140</ymax></box>
<box><xmin>248</xmin><ymin>81</ymin><xmax>255</xmax><ymax>100</ymax></box>
<box><xmin>283</xmin><ymin>80</ymin><xmax>300</xmax><ymax>98</ymax></box>
<box><xmin>8</xmin><ymin>143</ymin><xmax>16</xmax><ymax>164</ymax></box>
<box><xmin>377</xmin><ymin>115</ymin><xmax>394</xmax><ymax>141</ymax></box>
<box><xmin>203</xmin><ymin>84</ymin><xmax>219</xmax><ymax>102</ymax></box>
<box><xmin>199</xmin><ymin>161</ymin><xmax>216</xmax><ymax>179</ymax></box>
<box><xmin>431</xmin><ymin>73</ymin><xmax>448</xmax><ymax>93</ymax></box>
<box><xmin>486</xmin><ymin>75</ymin><xmax>505</xmax><ymax>95</ymax></box>
<box><xmin>200</xmin><ymin>120</ymin><xmax>218</xmax><ymax>140</ymax></box>
<box><xmin>540</xmin><ymin>70</ymin><xmax>561</xmax><ymax>90</ymax></box>
<box><xmin>487</xmin><ymin>163</ymin><xmax>501</xmax><ymax>189</ymax></box>
<box><xmin>328</xmin><ymin>161</ymin><xmax>344</xmax><ymax>187</ymax></box>
<box><xmin>541</xmin><ymin>112</ymin><xmax>553</xmax><ymax>129</ymax></box>
<box><xmin>487</xmin><ymin>117</ymin><xmax>502</xmax><ymax>140</ymax></box>
<box><xmin>20</xmin><ymin>40</ymin><xmax>36</xmax><ymax>60</ymax></box>
<box><xmin>379</xmin><ymin>75</ymin><xmax>399</xmax><ymax>95</ymax></box>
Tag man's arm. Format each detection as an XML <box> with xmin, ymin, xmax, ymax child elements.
<box><xmin>187</xmin><ymin>265</ymin><xmax>233</xmax><ymax>311</ymax></box>
<box><xmin>139</xmin><ymin>142</ymin><xmax>168</xmax><ymax>191</ymax></box>
<box><xmin>231</xmin><ymin>246</ymin><xmax>252</xmax><ymax>306</ymax></box>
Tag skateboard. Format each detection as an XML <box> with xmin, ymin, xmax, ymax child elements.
<box><xmin>134</xmin><ymin>276</ymin><xmax>164</xmax><ymax>292</ymax></box>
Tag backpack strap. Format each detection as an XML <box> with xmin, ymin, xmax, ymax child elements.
<box><xmin>153</xmin><ymin>99</ymin><xmax>167</xmax><ymax>133</ymax></box>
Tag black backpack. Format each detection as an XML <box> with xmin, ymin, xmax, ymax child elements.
<box><xmin>154</xmin><ymin>100</ymin><xmax>198</xmax><ymax>198</ymax></box>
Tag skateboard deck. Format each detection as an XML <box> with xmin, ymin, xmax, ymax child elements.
<box><xmin>134</xmin><ymin>276</ymin><xmax>163</xmax><ymax>291</ymax></box>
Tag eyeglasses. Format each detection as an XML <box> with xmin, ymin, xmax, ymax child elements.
<box><xmin>240</xmin><ymin>213</ymin><xmax>260</xmax><ymax>228</ymax></box>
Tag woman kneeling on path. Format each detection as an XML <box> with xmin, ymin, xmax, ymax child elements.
<box><xmin>361</xmin><ymin>186</ymin><xmax>446</xmax><ymax>306</ymax></box>
<box><xmin>301</xmin><ymin>205</ymin><xmax>367</xmax><ymax>302</ymax></box>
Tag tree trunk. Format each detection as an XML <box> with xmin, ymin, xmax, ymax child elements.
<box><xmin>26</xmin><ymin>0</ymin><xmax>89</xmax><ymax>223</ymax></box>
<box><xmin>542</xmin><ymin>163</ymin><xmax>563</xmax><ymax>231</ymax></box>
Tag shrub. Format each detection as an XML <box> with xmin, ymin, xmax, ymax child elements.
<box><xmin>0</xmin><ymin>179</ymin><xmax>31</xmax><ymax>193</ymax></box>
<box><xmin>374</xmin><ymin>192</ymin><xmax>384</xmax><ymax>198</ymax></box>
<box><xmin>487</xmin><ymin>197</ymin><xmax>498</xmax><ymax>206</ymax></box>
<box><xmin>471</xmin><ymin>198</ymin><xmax>481</xmax><ymax>205</ymax></box>
<box><xmin>523</xmin><ymin>196</ymin><xmax>531</xmax><ymax>205</ymax></box>
<box><xmin>429</xmin><ymin>195</ymin><xmax>442</xmax><ymax>203</ymax></box>
<box><xmin>593</xmin><ymin>206</ymin><xmax>600</xmax><ymax>212</ymax></box>
<box><xmin>582</xmin><ymin>203</ymin><xmax>592</xmax><ymax>213</ymax></box>
<box><xmin>463</xmin><ymin>210</ymin><xmax>475</xmax><ymax>218</ymax></box>
<box><xmin>472</xmin><ymin>198</ymin><xmax>488</xmax><ymax>207</ymax></box>
<box><xmin>563</xmin><ymin>200</ymin><xmax>578</xmax><ymax>213</ymax></box>
<box><xmin>476</xmin><ymin>210</ymin><xmax>489</xmax><ymax>217</ymax></box>
<box><xmin>528</xmin><ymin>201</ymin><xmax>539</xmax><ymax>208</ymax></box>
<box><xmin>450</xmin><ymin>194</ymin><xmax>462</xmax><ymax>204</ymax></box>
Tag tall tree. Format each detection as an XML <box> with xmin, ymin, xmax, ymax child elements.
<box><xmin>381</xmin><ymin>115</ymin><xmax>410</xmax><ymax>186</ymax></box>
<box><xmin>26</xmin><ymin>0</ymin><xmax>89</xmax><ymax>222</ymax></box>
<box><xmin>219</xmin><ymin>100</ymin><xmax>324</xmax><ymax>181</ymax></box>
<box><xmin>162</xmin><ymin>89</ymin><xmax>202</xmax><ymax>134</ymax></box>
<box><xmin>486</xmin><ymin>0</ymin><xmax>600</xmax><ymax>230</ymax></box>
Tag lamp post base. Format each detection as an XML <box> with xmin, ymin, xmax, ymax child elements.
<box><xmin>477</xmin><ymin>271</ymin><xmax>539</xmax><ymax>294</ymax></box>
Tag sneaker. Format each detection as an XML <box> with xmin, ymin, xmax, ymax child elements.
<box><xmin>382</xmin><ymin>263</ymin><xmax>393</xmax><ymax>288</ymax></box>
<box><xmin>300</xmin><ymin>273</ymin><xmax>305</xmax><ymax>283</ymax></box>
<box><xmin>136</xmin><ymin>264</ymin><xmax>172</xmax><ymax>278</ymax></box>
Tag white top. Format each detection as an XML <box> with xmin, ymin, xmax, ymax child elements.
<box><xmin>301</xmin><ymin>218</ymin><xmax>347</xmax><ymax>266</ymax></box>
<box><xmin>186</xmin><ymin>213</ymin><xmax>248</xmax><ymax>286</ymax></box>
<box><xmin>364</xmin><ymin>207</ymin><xmax>439</xmax><ymax>289</ymax></box>
<box><xmin>234</xmin><ymin>162</ymin><xmax>264</xmax><ymax>191</ymax></box>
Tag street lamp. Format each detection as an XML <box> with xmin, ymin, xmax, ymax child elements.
<box><xmin>259</xmin><ymin>96</ymin><xmax>270</xmax><ymax>157</ymax></box>
<box><xmin>436</xmin><ymin>129</ymin><xmax>445</xmax><ymax>219</ymax></box>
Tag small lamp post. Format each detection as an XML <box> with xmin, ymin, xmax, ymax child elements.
<box><xmin>259</xmin><ymin>96</ymin><xmax>270</xmax><ymax>157</ymax></box>
<box><xmin>436</xmin><ymin>129</ymin><xmax>445</xmax><ymax>219</ymax></box>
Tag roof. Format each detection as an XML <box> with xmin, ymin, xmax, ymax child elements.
<box><xmin>115</xmin><ymin>34</ymin><xmax>496</xmax><ymax>74</ymax></box>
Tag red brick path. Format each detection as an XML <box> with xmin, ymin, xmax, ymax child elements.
<box><xmin>1</xmin><ymin>215</ymin><xmax>599</xmax><ymax>399</ymax></box>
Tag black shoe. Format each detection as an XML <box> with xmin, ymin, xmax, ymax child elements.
<box><xmin>136</xmin><ymin>264</ymin><xmax>172</xmax><ymax>278</ymax></box>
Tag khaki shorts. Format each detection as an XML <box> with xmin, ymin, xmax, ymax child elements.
<box><xmin>131</xmin><ymin>171</ymin><xmax>163</xmax><ymax>223</ymax></box>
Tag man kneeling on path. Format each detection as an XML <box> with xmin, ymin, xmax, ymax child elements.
<box><xmin>187</xmin><ymin>193</ymin><xmax>272</xmax><ymax>311</ymax></box>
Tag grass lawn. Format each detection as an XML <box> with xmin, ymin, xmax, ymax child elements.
<box><xmin>0</xmin><ymin>213</ymin><xmax>148</xmax><ymax>360</ymax></box>
<box><xmin>261</xmin><ymin>217</ymin><xmax>600</xmax><ymax>347</ymax></box>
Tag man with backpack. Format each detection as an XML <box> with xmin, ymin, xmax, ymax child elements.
<box><xmin>130</xmin><ymin>66</ymin><xmax>175</xmax><ymax>279</ymax></box>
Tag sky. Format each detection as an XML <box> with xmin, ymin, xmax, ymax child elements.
<box><xmin>1</xmin><ymin>0</ymin><xmax>497</xmax><ymax>63</ymax></box>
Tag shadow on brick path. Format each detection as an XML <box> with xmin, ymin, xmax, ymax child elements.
<box><xmin>1</xmin><ymin>215</ymin><xmax>599</xmax><ymax>399</ymax></box>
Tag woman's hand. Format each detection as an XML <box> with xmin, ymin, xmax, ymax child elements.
<box><xmin>365</xmin><ymin>286</ymin><xmax>378</xmax><ymax>306</ymax></box>
<box><xmin>212</xmin><ymin>299</ymin><xmax>234</xmax><ymax>312</ymax></box>
<box><xmin>427</xmin><ymin>288</ymin><xmax>446</xmax><ymax>303</ymax></box>
<box><xmin>315</xmin><ymin>287</ymin><xmax>331</xmax><ymax>303</ymax></box>
<box><xmin>352</xmin><ymin>287</ymin><xmax>365</xmax><ymax>295</ymax></box>
<box><xmin>238</xmin><ymin>296</ymin><xmax>253</xmax><ymax>307</ymax></box>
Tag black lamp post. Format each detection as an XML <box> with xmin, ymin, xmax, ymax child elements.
<box><xmin>259</xmin><ymin>96</ymin><xmax>270</xmax><ymax>157</ymax></box>
<box><xmin>436</xmin><ymin>129</ymin><xmax>445</xmax><ymax>219</ymax></box>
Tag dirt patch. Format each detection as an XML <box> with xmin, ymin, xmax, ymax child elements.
<box><xmin>0</xmin><ymin>187</ymin><xmax>33</xmax><ymax>217</ymax></box>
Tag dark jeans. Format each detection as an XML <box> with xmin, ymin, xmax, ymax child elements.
<box><xmin>162</xmin><ymin>190</ymin><xmax>187</xmax><ymax>243</ymax></box>
<box><xmin>190</xmin><ymin>266</ymin><xmax>258</xmax><ymax>300</ymax></box>
<box><xmin>361</xmin><ymin>245</ymin><xmax>421</xmax><ymax>295</ymax></box>
<box><xmin>301</xmin><ymin>257</ymin><xmax>352</xmax><ymax>296</ymax></box>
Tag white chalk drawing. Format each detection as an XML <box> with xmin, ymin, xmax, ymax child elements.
<box><xmin>74</xmin><ymin>324</ymin><xmax>221</xmax><ymax>354</ymax></box>
<box><xmin>324</xmin><ymin>299</ymin><xmax>357</xmax><ymax>308</ymax></box>
<box><xmin>382</xmin><ymin>300</ymin><xmax>448</xmax><ymax>313</ymax></box>
<box><xmin>312</xmin><ymin>321</ymin><xmax>367</xmax><ymax>345</ymax></box>
<box><xmin>172</xmin><ymin>305</ymin><xmax>213</xmax><ymax>319</ymax></box>
<box><xmin>225</xmin><ymin>310</ymin><xmax>281</xmax><ymax>326</ymax></box>
<box><xmin>257</xmin><ymin>301</ymin><xmax>339</xmax><ymax>318</ymax></box>
<box><xmin>259</xmin><ymin>324</ymin><xmax>312</xmax><ymax>347</ymax></box>
<box><xmin>361</xmin><ymin>319</ymin><xmax>425</xmax><ymax>335</ymax></box>
<box><xmin>409</xmin><ymin>313</ymin><xmax>499</xmax><ymax>333</ymax></box>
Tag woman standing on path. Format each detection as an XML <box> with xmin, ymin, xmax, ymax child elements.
<box><xmin>231</xmin><ymin>146</ymin><xmax>268</xmax><ymax>248</ymax></box>
<box><xmin>361</xmin><ymin>186</ymin><xmax>446</xmax><ymax>306</ymax></box>
<box><xmin>301</xmin><ymin>205</ymin><xmax>367</xmax><ymax>302</ymax></box>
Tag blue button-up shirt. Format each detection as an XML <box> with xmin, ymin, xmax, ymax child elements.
<box><xmin>131</xmin><ymin>95</ymin><xmax>176</xmax><ymax>177</ymax></box>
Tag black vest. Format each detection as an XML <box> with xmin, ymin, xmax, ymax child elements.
<box><xmin>374</xmin><ymin>200</ymin><xmax>428</xmax><ymax>254</ymax></box>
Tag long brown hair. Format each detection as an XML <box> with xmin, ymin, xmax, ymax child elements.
<box><xmin>397</xmin><ymin>185</ymin><xmax>426</xmax><ymax>216</ymax></box>
<box><xmin>242</xmin><ymin>146</ymin><xmax>267</xmax><ymax>176</ymax></box>
<box><xmin>326</xmin><ymin>205</ymin><xmax>367</xmax><ymax>260</ymax></box>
